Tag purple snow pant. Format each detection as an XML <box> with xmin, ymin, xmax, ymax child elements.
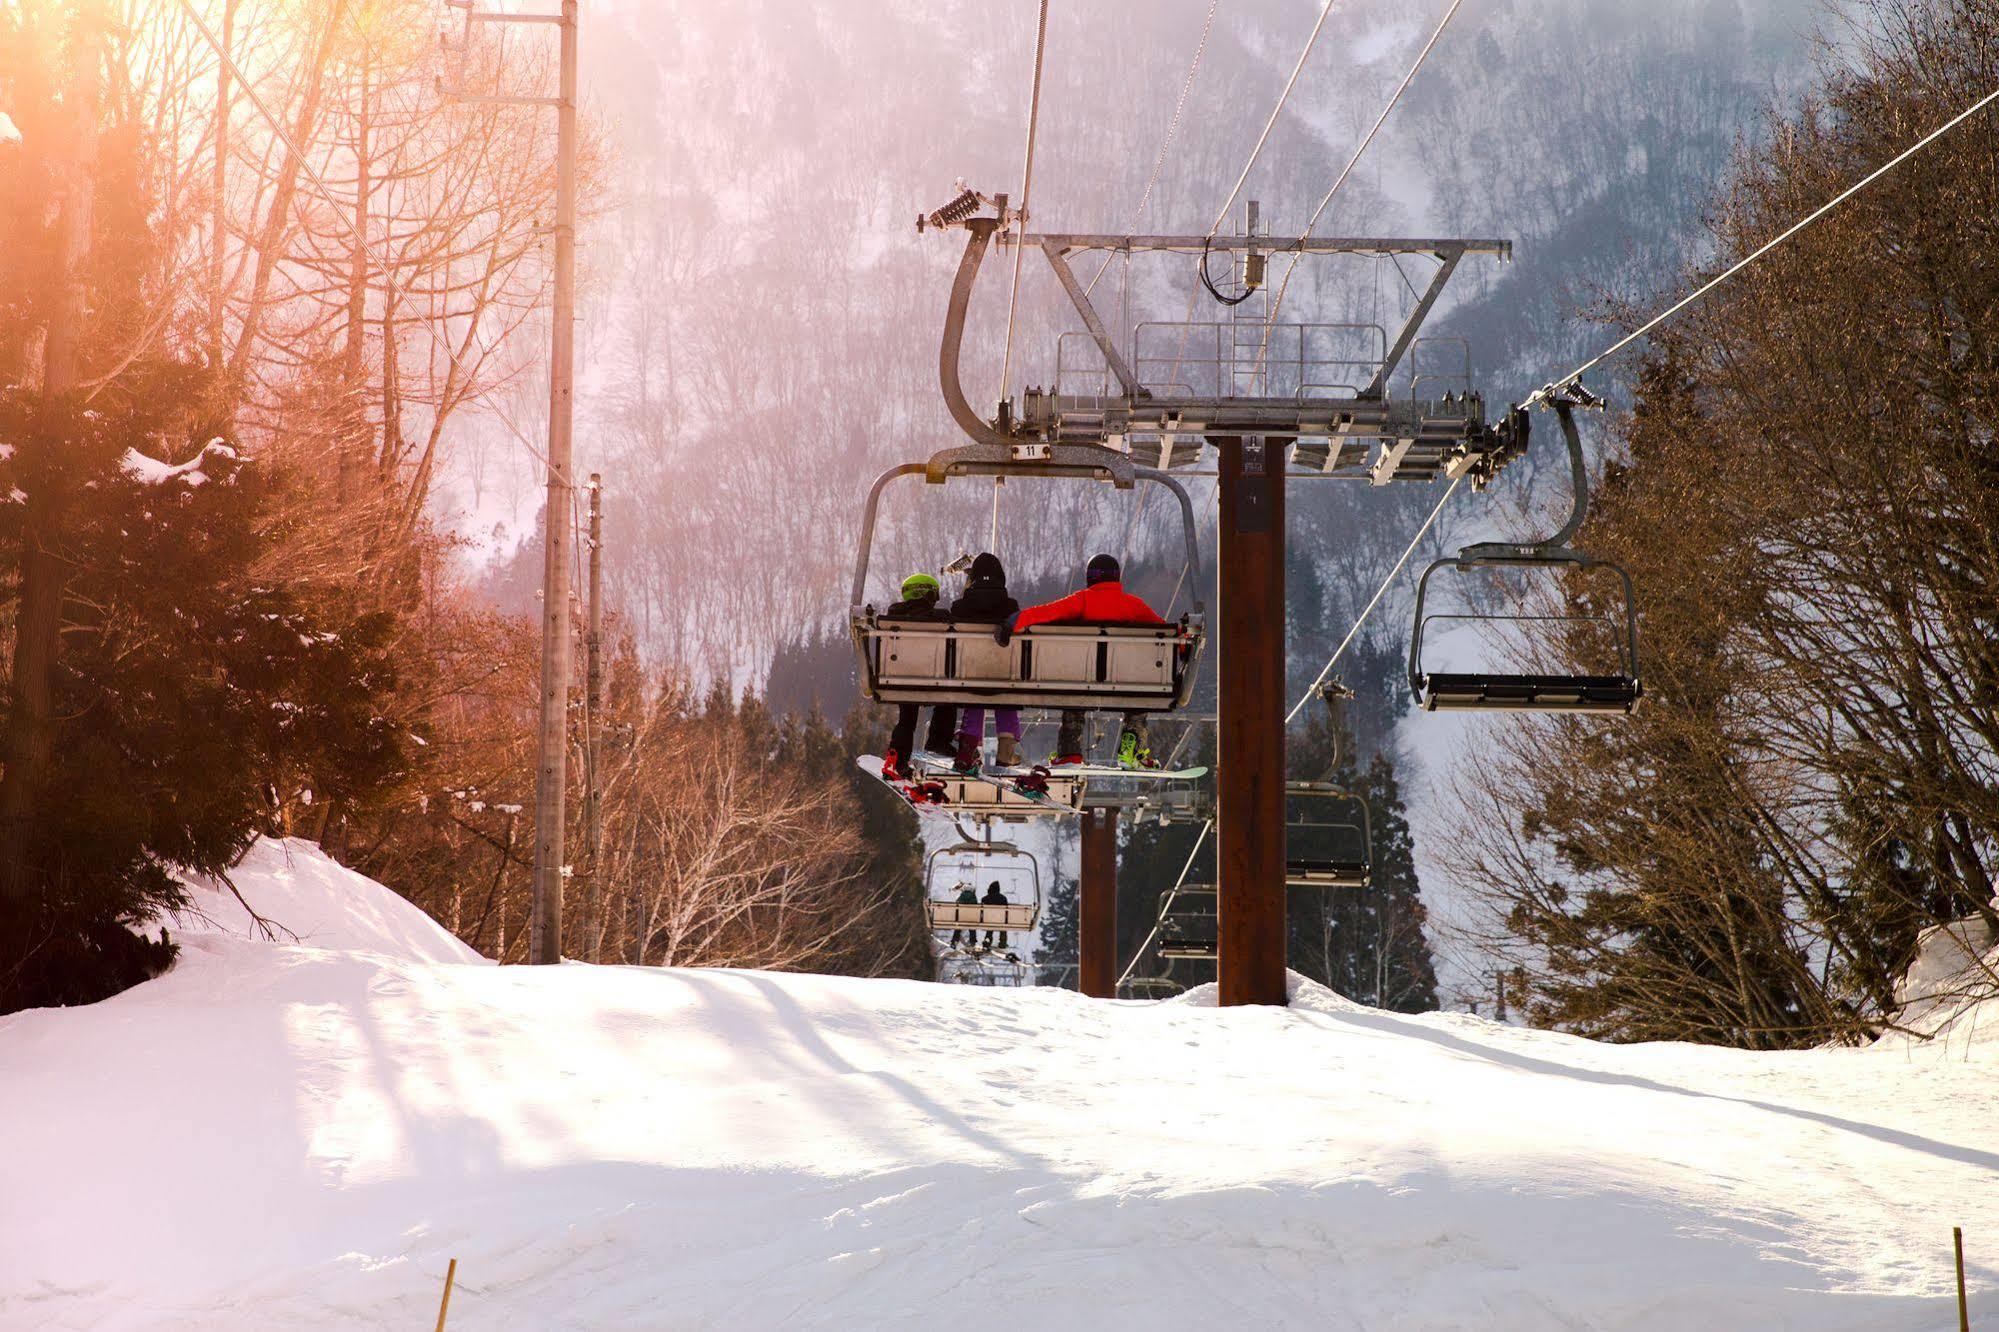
<box><xmin>957</xmin><ymin>706</ymin><xmax>1021</xmax><ymax>743</ymax></box>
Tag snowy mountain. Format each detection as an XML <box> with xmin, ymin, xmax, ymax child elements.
<box><xmin>2</xmin><ymin>839</ymin><xmax>1991</xmax><ymax>1327</ymax></box>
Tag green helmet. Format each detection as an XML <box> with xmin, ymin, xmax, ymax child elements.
<box><xmin>900</xmin><ymin>572</ymin><xmax>941</xmax><ymax>600</ymax></box>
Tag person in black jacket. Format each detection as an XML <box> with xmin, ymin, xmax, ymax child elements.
<box><xmin>981</xmin><ymin>880</ymin><xmax>1011</xmax><ymax>950</ymax></box>
<box><xmin>947</xmin><ymin>553</ymin><xmax>1023</xmax><ymax>771</ymax></box>
<box><xmin>880</xmin><ymin>572</ymin><xmax>957</xmax><ymax>780</ymax></box>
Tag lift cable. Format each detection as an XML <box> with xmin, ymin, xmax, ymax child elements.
<box><xmin>1084</xmin><ymin>0</ymin><xmax>1221</xmax><ymax>300</ymax></box>
<box><xmin>1117</xmin><ymin>819</ymin><xmax>1213</xmax><ymax>988</ymax></box>
<box><xmin>1123</xmin><ymin>22</ymin><xmax>1999</xmax><ymax>992</ymax></box>
<box><xmin>1118</xmin><ymin>469</ymin><xmax>1459</xmax><ymax>989</ymax></box>
<box><xmin>993</xmin><ymin>0</ymin><xmax>1053</xmax><ymax>552</ymax></box>
<box><xmin>1197</xmin><ymin>0</ymin><xmax>1339</xmax><ymax>304</ymax></box>
<box><xmin>1254</xmin><ymin>0</ymin><xmax>1462</xmax><ymax>354</ymax></box>
<box><xmin>1523</xmin><ymin>78</ymin><xmax>1999</xmax><ymax>411</ymax></box>
<box><xmin>1284</xmin><ymin>473</ymin><xmax>1462</xmax><ymax>725</ymax></box>
<box><xmin>1206</xmin><ymin>0</ymin><xmax>1338</xmax><ymax>238</ymax></box>
<box><xmin>1283</xmin><ymin>53</ymin><xmax>1999</xmax><ymax>731</ymax></box>
<box><xmin>997</xmin><ymin>0</ymin><xmax>1052</xmax><ymax>411</ymax></box>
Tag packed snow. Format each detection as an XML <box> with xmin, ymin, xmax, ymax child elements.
<box><xmin>1</xmin><ymin>839</ymin><xmax>1993</xmax><ymax>1329</ymax></box>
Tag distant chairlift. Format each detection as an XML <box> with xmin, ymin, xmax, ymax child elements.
<box><xmin>1155</xmin><ymin>883</ymin><xmax>1218</xmax><ymax>961</ymax></box>
<box><xmin>848</xmin><ymin>446</ymin><xmax>1207</xmax><ymax>715</ymax></box>
<box><xmin>1409</xmin><ymin>390</ymin><xmax>1641</xmax><ymax>714</ymax></box>
<box><xmin>924</xmin><ymin>839</ymin><xmax>1041</xmax><ymax>935</ymax></box>
<box><xmin>1284</xmin><ymin>781</ymin><xmax>1372</xmax><ymax>889</ymax></box>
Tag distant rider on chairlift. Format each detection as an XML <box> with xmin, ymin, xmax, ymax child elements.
<box><xmin>949</xmin><ymin>881</ymin><xmax>979</xmax><ymax>950</ymax></box>
<box><xmin>879</xmin><ymin>572</ymin><xmax>959</xmax><ymax>782</ymax></box>
<box><xmin>995</xmin><ymin>553</ymin><xmax>1163</xmax><ymax>769</ymax></box>
<box><xmin>981</xmin><ymin>880</ymin><xmax>1011</xmax><ymax>952</ymax></box>
<box><xmin>948</xmin><ymin>552</ymin><xmax>1022</xmax><ymax>773</ymax></box>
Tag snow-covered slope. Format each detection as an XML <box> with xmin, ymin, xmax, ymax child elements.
<box><xmin>2</xmin><ymin>841</ymin><xmax>1993</xmax><ymax>1329</ymax></box>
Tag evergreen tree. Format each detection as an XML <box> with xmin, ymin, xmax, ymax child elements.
<box><xmin>0</xmin><ymin>392</ymin><xmax>410</xmax><ymax>1011</ymax></box>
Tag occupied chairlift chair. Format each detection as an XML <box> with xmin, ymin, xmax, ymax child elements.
<box><xmin>924</xmin><ymin>839</ymin><xmax>1041</xmax><ymax>936</ymax></box>
<box><xmin>1409</xmin><ymin>390</ymin><xmax>1642</xmax><ymax>714</ymax></box>
<box><xmin>848</xmin><ymin>446</ymin><xmax>1207</xmax><ymax>716</ymax></box>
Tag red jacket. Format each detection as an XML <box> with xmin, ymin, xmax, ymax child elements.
<box><xmin>1013</xmin><ymin>581</ymin><xmax>1166</xmax><ymax>630</ymax></box>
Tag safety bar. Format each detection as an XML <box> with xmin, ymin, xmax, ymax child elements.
<box><xmin>847</xmin><ymin>454</ymin><xmax>1204</xmax><ymax>613</ymax></box>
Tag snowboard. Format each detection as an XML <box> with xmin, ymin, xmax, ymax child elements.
<box><xmin>854</xmin><ymin>754</ymin><xmax>955</xmax><ymax>812</ymax></box>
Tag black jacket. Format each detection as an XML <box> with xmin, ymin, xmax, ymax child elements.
<box><xmin>982</xmin><ymin>886</ymin><xmax>1008</xmax><ymax>905</ymax></box>
<box><xmin>949</xmin><ymin>553</ymin><xmax>1019</xmax><ymax>624</ymax></box>
<box><xmin>885</xmin><ymin>594</ymin><xmax>950</xmax><ymax>622</ymax></box>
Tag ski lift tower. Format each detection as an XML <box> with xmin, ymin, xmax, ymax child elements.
<box><xmin>919</xmin><ymin>189</ymin><xmax>1516</xmax><ymax>1006</ymax></box>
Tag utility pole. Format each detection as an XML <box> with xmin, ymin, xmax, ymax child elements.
<box><xmin>582</xmin><ymin>473</ymin><xmax>604</xmax><ymax>957</ymax></box>
<box><xmin>442</xmin><ymin>0</ymin><xmax>580</xmax><ymax>965</ymax></box>
<box><xmin>530</xmin><ymin>0</ymin><xmax>579</xmax><ymax>965</ymax></box>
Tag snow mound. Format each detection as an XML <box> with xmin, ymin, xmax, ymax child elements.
<box><xmin>165</xmin><ymin>837</ymin><xmax>482</xmax><ymax>966</ymax></box>
<box><xmin>3</xmin><ymin>852</ymin><xmax>1995</xmax><ymax>1329</ymax></box>
<box><xmin>1883</xmin><ymin>917</ymin><xmax>1999</xmax><ymax>1050</ymax></box>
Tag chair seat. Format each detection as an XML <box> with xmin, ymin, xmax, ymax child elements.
<box><xmin>1420</xmin><ymin>673</ymin><xmax>1640</xmax><ymax>714</ymax></box>
<box><xmin>1157</xmin><ymin>936</ymin><xmax>1217</xmax><ymax>960</ymax></box>
<box><xmin>1286</xmin><ymin>859</ymin><xmax>1370</xmax><ymax>888</ymax></box>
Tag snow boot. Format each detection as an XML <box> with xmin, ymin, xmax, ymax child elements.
<box><xmin>996</xmin><ymin>732</ymin><xmax>1022</xmax><ymax>768</ymax></box>
<box><xmin>952</xmin><ymin>732</ymin><xmax>982</xmax><ymax>775</ymax></box>
<box><xmin>1050</xmin><ymin>751</ymin><xmax>1087</xmax><ymax>767</ymax></box>
<box><xmin>1116</xmin><ymin>729</ymin><xmax>1159</xmax><ymax>771</ymax></box>
<box><xmin>881</xmin><ymin>748</ymin><xmax>905</xmax><ymax>782</ymax></box>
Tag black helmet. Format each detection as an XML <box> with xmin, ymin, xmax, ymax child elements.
<box><xmin>969</xmin><ymin>552</ymin><xmax>1006</xmax><ymax>586</ymax></box>
<box><xmin>1086</xmin><ymin>553</ymin><xmax>1121</xmax><ymax>585</ymax></box>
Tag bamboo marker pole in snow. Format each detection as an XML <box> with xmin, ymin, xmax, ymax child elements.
<box><xmin>435</xmin><ymin>1257</ymin><xmax>458</xmax><ymax>1332</ymax></box>
<box><xmin>1959</xmin><ymin>1224</ymin><xmax>1975</xmax><ymax>1328</ymax></box>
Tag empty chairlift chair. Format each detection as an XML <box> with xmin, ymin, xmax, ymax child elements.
<box><xmin>1155</xmin><ymin>884</ymin><xmax>1218</xmax><ymax>961</ymax></box>
<box><xmin>1285</xmin><ymin>782</ymin><xmax>1372</xmax><ymax>889</ymax></box>
<box><xmin>1408</xmin><ymin>392</ymin><xmax>1641</xmax><ymax>714</ymax></box>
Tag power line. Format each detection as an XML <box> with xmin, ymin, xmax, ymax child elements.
<box><xmin>173</xmin><ymin>0</ymin><xmax>369</xmax><ymax>256</ymax></box>
<box><xmin>1525</xmin><ymin>78</ymin><xmax>1999</xmax><ymax>409</ymax></box>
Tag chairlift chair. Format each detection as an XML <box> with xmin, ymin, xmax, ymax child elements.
<box><xmin>1409</xmin><ymin>393</ymin><xmax>1641</xmax><ymax>714</ymax></box>
<box><xmin>848</xmin><ymin>445</ymin><xmax>1207</xmax><ymax>714</ymax></box>
<box><xmin>924</xmin><ymin>839</ymin><xmax>1041</xmax><ymax>934</ymax></box>
<box><xmin>1155</xmin><ymin>883</ymin><xmax>1218</xmax><ymax>961</ymax></box>
<box><xmin>1285</xmin><ymin>781</ymin><xmax>1372</xmax><ymax>890</ymax></box>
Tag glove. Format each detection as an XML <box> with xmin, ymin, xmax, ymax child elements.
<box><xmin>994</xmin><ymin>615</ymin><xmax>1016</xmax><ymax>647</ymax></box>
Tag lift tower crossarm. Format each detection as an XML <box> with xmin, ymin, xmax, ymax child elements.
<box><xmin>1010</xmin><ymin>233</ymin><xmax>1511</xmax><ymax>258</ymax></box>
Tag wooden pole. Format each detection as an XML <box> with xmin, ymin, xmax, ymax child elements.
<box><xmin>582</xmin><ymin>473</ymin><xmax>604</xmax><ymax>958</ymax></box>
<box><xmin>1215</xmin><ymin>435</ymin><xmax>1288</xmax><ymax>1006</ymax></box>
<box><xmin>529</xmin><ymin>0</ymin><xmax>579</xmax><ymax>965</ymax></box>
<box><xmin>1957</xmin><ymin>1227</ymin><xmax>1970</xmax><ymax>1332</ymax></box>
<box><xmin>1079</xmin><ymin>806</ymin><xmax>1118</xmax><ymax>998</ymax></box>
<box><xmin>434</xmin><ymin>1257</ymin><xmax>457</xmax><ymax>1332</ymax></box>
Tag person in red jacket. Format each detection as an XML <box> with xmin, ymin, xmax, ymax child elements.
<box><xmin>997</xmin><ymin>553</ymin><xmax>1163</xmax><ymax>768</ymax></box>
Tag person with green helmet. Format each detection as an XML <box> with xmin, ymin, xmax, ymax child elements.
<box><xmin>880</xmin><ymin>571</ymin><xmax>958</xmax><ymax>781</ymax></box>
